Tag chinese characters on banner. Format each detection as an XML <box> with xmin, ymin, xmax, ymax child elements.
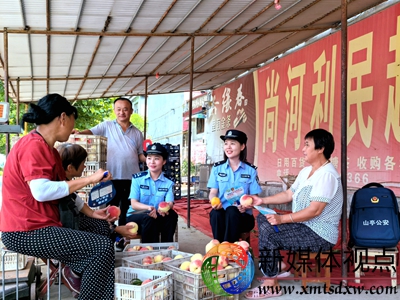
<box><xmin>252</xmin><ymin>3</ymin><xmax>400</xmax><ymax>190</ymax></box>
<box><xmin>206</xmin><ymin>75</ymin><xmax>257</xmax><ymax>163</ymax></box>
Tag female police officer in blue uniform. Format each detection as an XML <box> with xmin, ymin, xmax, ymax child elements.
<box><xmin>207</xmin><ymin>129</ymin><xmax>262</xmax><ymax>243</ymax></box>
<box><xmin>126</xmin><ymin>143</ymin><xmax>178</xmax><ymax>243</ymax></box>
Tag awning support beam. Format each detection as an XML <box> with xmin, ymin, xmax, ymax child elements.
<box><xmin>187</xmin><ymin>35</ymin><xmax>195</xmax><ymax>228</ymax></box>
<box><xmin>340</xmin><ymin>0</ymin><xmax>348</xmax><ymax>286</ymax></box>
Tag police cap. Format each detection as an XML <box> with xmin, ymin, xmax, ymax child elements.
<box><xmin>220</xmin><ymin>129</ymin><xmax>248</xmax><ymax>144</ymax></box>
<box><xmin>144</xmin><ymin>143</ymin><xmax>168</xmax><ymax>160</ymax></box>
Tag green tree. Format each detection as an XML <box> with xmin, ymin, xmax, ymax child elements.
<box><xmin>74</xmin><ymin>97</ymin><xmax>144</xmax><ymax>131</ymax></box>
<box><xmin>73</xmin><ymin>98</ymin><xmax>114</xmax><ymax>130</ymax></box>
<box><xmin>74</xmin><ymin>98</ymin><xmax>144</xmax><ymax>131</ymax></box>
<box><xmin>0</xmin><ymin>81</ymin><xmax>20</xmax><ymax>155</ymax></box>
<box><xmin>130</xmin><ymin>113</ymin><xmax>145</xmax><ymax>132</ymax></box>
<box><xmin>181</xmin><ymin>159</ymin><xmax>196</xmax><ymax>177</ymax></box>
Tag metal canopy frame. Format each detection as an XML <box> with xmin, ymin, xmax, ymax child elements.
<box><xmin>0</xmin><ymin>0</ymin><xmax>386</xmax><ymax>102</ymax></box>
<box><xmin>0</xmin><ymin>0</ymin><xmax>393</xmax><ymax>285</ymax></box>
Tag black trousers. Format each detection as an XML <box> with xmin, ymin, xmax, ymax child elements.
<box><xmin>126</xmin><ymin>209</ymin><xmax>178</xmax><ymax>243</ymax></box>
<box><xmin>209</xmin><ymin>206</ymin><xmax>255</xmax><ymax>243</ymax></box>
<box><xmin>109</xmin><ymin>179</ymin><xmax>131</xmax><ymax>226</ymax></box>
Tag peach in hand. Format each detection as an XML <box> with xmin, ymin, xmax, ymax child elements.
<box><xmin>158</xmin><ymin>202</ymin><xmax>170</xmax><ymax>213</ymax></box>
<box><xmin>126</xmin><ymin>222</ymin><xmax>138</xmax><ymax>234</ymax></box>
<box><xmin>239</xmin><ymin>195</ymin><xmax>253</xmax><ymax>207</ymax></box>
<box><xmin>107</xmin><ymin>206</ymin><xmax>121</xmax><ymax>218</ymax></box>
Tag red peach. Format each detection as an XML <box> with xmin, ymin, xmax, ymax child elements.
<box><xmin>141</xmin><ymin>279</ymin><xmax>152</xmax><ymax>285</ymax></box>
<box><xmin>218</xmin><ymin>255</ymin><xmax>229</xmax><ymax>267</ymax></box>
<box><xmin>158</xmin><ymin>202</ymin><xmax>170</xmax><ymax>213</ymax></box>
<box><xmin>162</xmin><ymin>257</ymin><xmax>173</xmax><ymax>262</ymax></box>
<box><xmin>107</xmin><ymin>206</ymin><xmax>121</xmax><ymax>218</ymax></box>
<box><xmin>189</xmin><ymin>259</ymin><xmax>203</xmax><ymax>274</ymax></box>
<box><xmin>239</xmin><ymin>195</ymin><xmax>253</xmax><ymax>207</ymax></box>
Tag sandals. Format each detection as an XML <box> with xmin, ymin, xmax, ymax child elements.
<box><xmin>257</xmin><ymin>271</ymin><xmax>292</xmax><ymax>282</ymax></box>
<box><xmin>244</xmin><ymin>286</ymin><xmax>283</xmax><ymax>299</ymax></box>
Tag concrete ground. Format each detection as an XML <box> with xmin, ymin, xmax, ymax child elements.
<box><xmin>42</xmin><ymin>215</ymin><xmax>398</xmax><ymax>300</ymax></box>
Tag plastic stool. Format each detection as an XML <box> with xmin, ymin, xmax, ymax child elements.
<box><xmin>37</xmin><ymin>258</ymin><xmax>63</xmax><ymax>300</ymax></box>
<box><xmin>353</xmin><ymin>247</ymin><xmax>398</xmax><ymax>287</ymax></box>
<box><xmin>1</xmin><ymin>249</ymin><xmax>21</xmax><ymax>300</ymax></box>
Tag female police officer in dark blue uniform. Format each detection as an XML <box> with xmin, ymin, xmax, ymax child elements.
<box><xmin>207</xmin><ymin>129</ymin><xmax>262</xmax><ymax>243</ymax></box>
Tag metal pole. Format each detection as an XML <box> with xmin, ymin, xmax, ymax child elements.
<box><xmin>187</xmin><ymin>36</ymin><xmax>195</xmax><ymax>228</ymax></box>
<box><xmin>144</xmin><ymin>76</ymin><xmax>148</xmax><ymax>140</ymax></box>
<box><xmin>24</xmin><ymin>104</ymin><xmax>28</xmax><ymax>134</ymax></box>
<box><xmin>3</xmin><ymin>28</ymin><xmax>10</xmax><ymax>155</ymax></box>
<box><xmin>16</xmin><ymin>78</ymin><xmax>20</xmax><ymax>126</ymax></box>
<box><xmin>340</xmin><ymin>0</ymin><xmax>348</xmax><ymax>286</ymax></box>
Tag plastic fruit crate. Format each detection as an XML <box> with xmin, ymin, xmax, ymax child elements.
<box><xmin>124</xmin><ymin>242</ymin><xmax>179</xmax><ymax>253</ymax></box>
<box><xmin>78</xmin><ymin>162</ymin><xmax>107</xmax><ymax>191</ymax></box>
<box><xmin>116</xmin><ymin>242</ymin><xmax>179</xmax><ymax>267</ymax></box>
<box><xmin>114</xmin><ymin>267</ymin><xmax>173</xmax><ymax>300</ymax></box>
<box><xmin>122</xmin><ymin>249</ymin><xmax>192</xmax><ymax>270</ymax></box>
<box><xmin>67</xmin><ymin>134</ymin><xmax>107</xmax><ymax>162</ymax></box>
<box><xmin>0</xmin><ymin>246</ymin><xmax>27</xmax><ymax>271</ymax></box>
<box><xmin>82</xmin><ymin>162</ymin><xmax>107</xmax><ymax>177</ymax></box>
<box><xmin>55</xmin><ymin>134</ymin><xmax>107</xmax><ymax>163</ymax></box>
<box><xmin>162</xmin><ymin>256</ymin><xmax>240</xmax><ymax>300</ymax></box>
<box><xmin>75</xmin><ymin>162</ymin><xmax>107</xmax><ymax>207</ymax></box>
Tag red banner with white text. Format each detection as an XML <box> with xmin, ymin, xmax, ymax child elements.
<box><xmin>207</xmin><ymin>75</ymin><xmax>256</xmax><ymax>163</ymax></box>
<box><xmin>254</xmin><ymin>3</ymin><xmax>400</xmax><ymax>190</ymax></box>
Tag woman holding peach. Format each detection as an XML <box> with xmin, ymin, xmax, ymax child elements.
<box><xmin>0</xmin><ymin>94</ymin><xmax>115</xmax><ymax>299</ymax></box>
<box><xmin>126</xmin><ymin>143</ymin><xmax>178</xmax><ymax>243</ymax></box>
<box><xmin>245</xmin><ymin>129</ymin><xmax>343</xmax><ymax>299</ymax></box>
<box><xmin>207</xmin><ymin>129</ymin><xmax>262</xmax><ymax>243</ymax></box>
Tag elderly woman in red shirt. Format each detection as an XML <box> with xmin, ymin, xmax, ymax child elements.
<box><xmin>0</xmin><ymin>94</ymin><xmax>115</xmax><ymax>300</ymax></box>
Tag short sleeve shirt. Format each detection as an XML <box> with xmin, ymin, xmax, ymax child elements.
<box><xmin>290</xmin><ymin>163</ymin><xmax>343</xmax><ymax>244</ymax></box>
<box><xmin>126</xmin><ymin>171</ymin><xmax>174</xmax><ymax>216</ymax></box>
<box><xmin>207</xmin><ymin>160</ymin><xmax>262</xmax><ymax>215</ymax></box>
<box><xmin>0</xmin><ymin>132</ymin><xmax>64</xmax><ymax>232</ymax></box>
<box><xmin>90</xmin><ymin>120</ymin><xmax>144</xmax><ymax>180</ymax></box>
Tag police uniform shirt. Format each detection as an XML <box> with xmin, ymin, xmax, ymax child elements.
<box><xmin>127</xmin><ymin>170</ymin><xmax>174</xmax><ymax>216</ymax></box>
<box><xmin>207</xmin><ymin>160</ymin><xmax>262</xmax><ymax>215</ymax></box>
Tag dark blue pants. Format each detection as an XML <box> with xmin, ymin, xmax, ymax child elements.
<box><xmin>126</xmin><ymin>209</ymin><xmax>178</xmax><ymax>243</ymax></box>
<box><xmin>209</xmin><ymin>206</ymin><xmax>255</xmax><ymax>243</ymax></box>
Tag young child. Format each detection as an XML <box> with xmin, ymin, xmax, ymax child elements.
<box><xmin>57</xmin><ymin>143</ymin><xmax>138</xmax><ymax>240</ymax></box>
<box><xmin>126</xmin><ymin>143</ymin><xmax>178</xmax><ymax>243</ymax></box>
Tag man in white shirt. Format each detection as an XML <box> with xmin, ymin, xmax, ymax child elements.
<box><xmin>77</xmin><ymin>98</ymin><xmax>146</xmax><ymax>226</ymax></box>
